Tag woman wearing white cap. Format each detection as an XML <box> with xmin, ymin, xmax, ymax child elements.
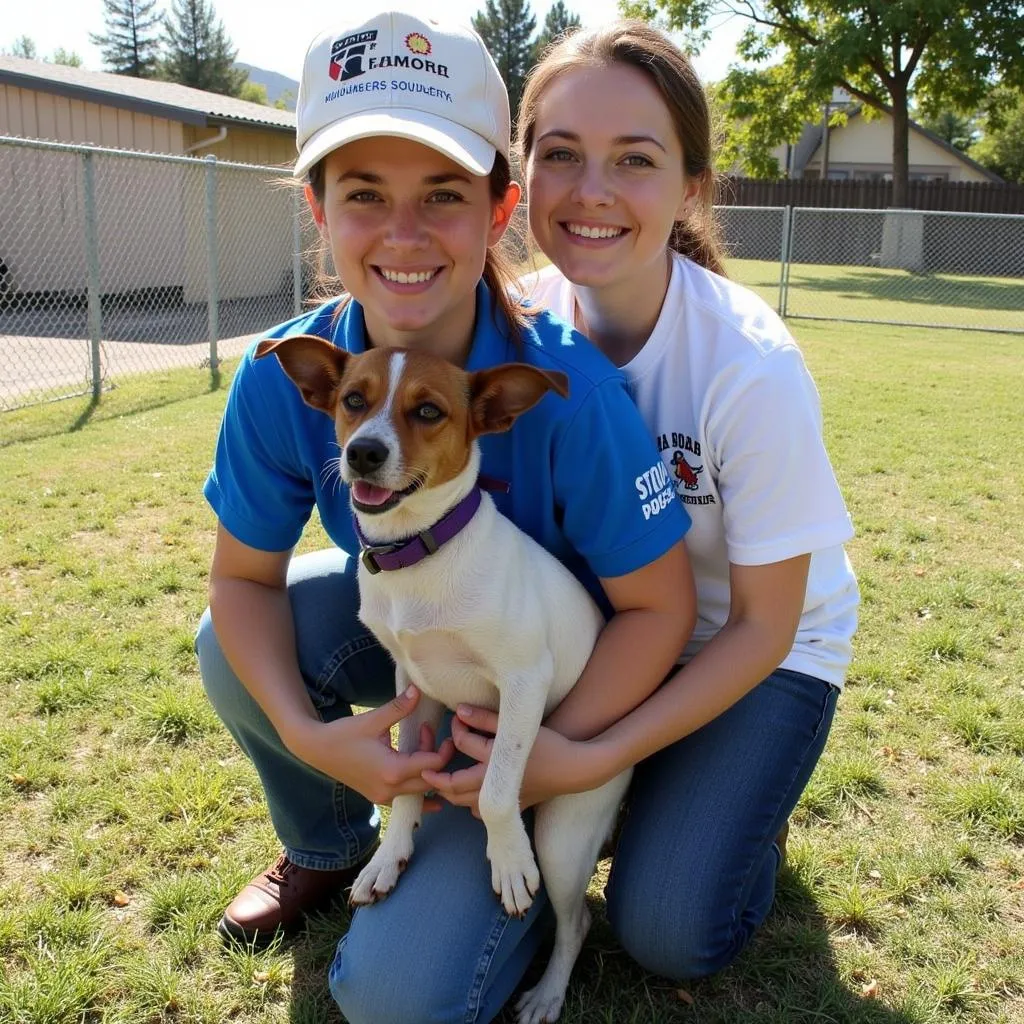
<box><xmin>195</xmin><ymin>8</ymin><xmax>696</xmax><ymax>1021</ymax></box>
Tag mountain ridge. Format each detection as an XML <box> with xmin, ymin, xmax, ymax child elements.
<box><xmin>235</xmin><ymin>62</ymin><xmax>298</xmax><ymax>110</ymax></box>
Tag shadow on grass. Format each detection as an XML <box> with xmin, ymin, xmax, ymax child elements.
<box><xmin>1</xmin><ymin>362</ymin><xmax>235</xmax><ymax>449</ymax></box>
<box><xmin>787</xmin><ymin>267</ymin><xmax>1024</xmax><ymax>313</ymax></box>
<box><xmin>68</xmin><ymin>394</ymin><xmax>100</xmax><ymax>434</ymax></box>
<box><xmin>283</xmin><ymin>868</ymin><xmax>918</xmax><ymax>1024</ymax></box>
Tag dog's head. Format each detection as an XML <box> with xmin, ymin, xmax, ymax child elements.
<box><xmin>255</xmin><ymin>336</ymin><xmax>568</xmax><ymax>519</ymax></box>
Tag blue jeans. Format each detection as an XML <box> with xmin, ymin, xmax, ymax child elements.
<box><xmin>197</xmin><ymin>549</ymin><xmax>840</xmax><ymax>1023</ymax></box>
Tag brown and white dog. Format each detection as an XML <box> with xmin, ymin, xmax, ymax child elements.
<box><xmin>256</xmin><ymin>335</ymin><xmax>632</xmax><ymax>1024</ymax></box>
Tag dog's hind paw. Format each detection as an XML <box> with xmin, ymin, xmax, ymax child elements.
<box><xmin>516</xmin><ymin>983</ymin><xmax>566</xmax><ymax>1024</ymax></box>
<box><xmin>348</xmin><ymin>846</ymin><xmax>410</xmax><ymax>907</ymax></box>
<box><xmin>488</xmin><ymin>836</ymin><xmax>541</xmax><ymax>918</ymax></box>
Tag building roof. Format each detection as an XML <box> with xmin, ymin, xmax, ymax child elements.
<box><xmin>797</xmin><ymin>104</ymin><xmax>1003</xmax><ymax>183</ymax></box>
<box><xmin>0</xmin><ymin>55</ymin><xmax>296</xmax><ymax>134</ymax></box>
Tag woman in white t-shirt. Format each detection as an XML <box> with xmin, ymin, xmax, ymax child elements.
<box><xmin>427</xmin><ymin>21</ymin><xmax>859</xmax><ymax>984</ymax></box>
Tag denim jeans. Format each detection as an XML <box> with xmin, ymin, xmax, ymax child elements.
<box><xmin>197</xmin><ymin>548</ymin><xmax>840</xmax><ymax>1023</ymax></box>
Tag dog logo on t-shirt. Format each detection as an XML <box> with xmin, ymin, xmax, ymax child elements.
<box><xmin>671</xmin><ymin>450</ymin><xmax>703</xmax><ymax>492</ymax></box>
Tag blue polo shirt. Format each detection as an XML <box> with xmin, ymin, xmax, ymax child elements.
<box><xmin>204</xmin><ymin>284</ymin><xmax>689</xmax><ymax>608</ymax></box>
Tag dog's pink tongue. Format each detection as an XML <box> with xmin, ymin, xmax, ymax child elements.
<box><xmin>352</xmin><ymin>481</ymin><xmax>394</xmax><ymax>506</ymax></box>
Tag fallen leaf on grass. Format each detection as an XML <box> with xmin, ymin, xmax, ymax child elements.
<box><xmin>676</xmin><ymin>989</ymin><xmax>695</xmax><ymax>1005</ymax></box>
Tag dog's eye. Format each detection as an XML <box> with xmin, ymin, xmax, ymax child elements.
<box><xmin>415</xmin><ymin>403</ymin><xmax>443</xmax><ymax>422</ymax></box>
<box><xmin>343</xmin><ymin>391</ymin><xmax>366</xmax><ymax>411</ymax></box>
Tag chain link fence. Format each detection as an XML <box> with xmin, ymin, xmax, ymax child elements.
<box><xmin>722</xmin><ymin>205</ymin><xmax>1024</xmax><ymax>336</ymax></box>
<box><xmin>777</xmin><ymin>207</ymin><xmax>1024</xmax><ymax>334</ymax></box>
<box><xmin>1</xmin><ymin>136</ymin><xmax>316</xmax><ymax>412</ymax></box>
<box><xmin>2</xmin><ymin>137</ymin><xmax>1022</xmax><ymax>413</ymax></box>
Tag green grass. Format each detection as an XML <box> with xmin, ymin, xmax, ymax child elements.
<box><xmin>2</xmin><ymin>321</ymin><xmax>1024</xmax><ymax>1023</ymax></box>
<box><xmin>517</xmin><ymin>251</ymin><xmax>1023</xmax><ymax>335</ymax></box>
<box><xmin>728</xmin><ymin>259</ymin><xmax>1024</xmax><ymax>334</ymax></box>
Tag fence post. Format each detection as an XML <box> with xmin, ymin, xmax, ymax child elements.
<box><xmin>82</xmin><ymin>150</ymin><xmax>103</xmax><ymax>399</ymax></box>
<box><xmin>778</xmin><ymin>205</ymin><xmax>794</xmax><ymax>318</ymax></box>
<box><xmin>777</xmin><ymin>205</ymin><xmax>791</xmax><ymax>316</ymax></box>
<box><xmin>204</xmin><ymin>154</ymin><xmax>220</xmax><ymax>370</ymax></box>
<box><xmin>292</xmin><ymin>188</ymin><xmax>303</xmax><ymax>317</ymax></box>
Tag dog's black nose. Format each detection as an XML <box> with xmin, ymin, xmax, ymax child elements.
<box><xmin>346</xmin><ymin>437</ymin><xmax>389</xmax><ymax>476</ymax></box>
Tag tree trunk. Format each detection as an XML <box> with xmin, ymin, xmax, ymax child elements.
<box><xmin>891</xmin><ymin>81</ymin><xmax>910</xmax><ymax>208</ymax></box>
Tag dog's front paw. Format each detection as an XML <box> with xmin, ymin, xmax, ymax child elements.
<box><xmin>348</xmin><ymin>837</ymin><xmax>413</xmax><ymax>906</ymax></box>
<box><xmin>487</xmin><ymin>828</ymin><xmax>541</xmax><ymax>918</ymax></box>
<box><xmin>516</xmin><ymin>984</ymin><xmax>567</xmax><ymax>1024</ymax></box>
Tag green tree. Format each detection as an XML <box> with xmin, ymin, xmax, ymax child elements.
<box><xmin>162</xmin><ymin>0</ymin><xmax>247</xmax><ymax>97</ymax></box>
<box><xmin>50</xmin><ymin>48</ymin><xmax>84</xmax><ymax>67</ymax></box>
<box><xmin>2</xmin><ymin>38</ymin><xmax>83</xmax><ymax>66</ymax></box>
<box><xmin>473</xmin><ymin>0</ymin><xmax>537</xmax><ymax>121</ymax></box>
<box><xmin>971</xmin><ymin>87</ymin><xmax>1024</xmax><ymax>184</ymax></box>
<box><xmin>6</xmin><ymin>36</ymin><xmax>39</xmax><ymax>59</ymax></box>
<box><xmin>623</xmin><ymin>0</ymin><xmax>1024</xmax><ymax>206</ymax></box>
<box><xmin>534</xmin><ymin>1</ymin><xmax>581</xmax><ymax>60</ymax></box>
<box><xmin>239</xmin><ymin>80</ymin><xmax>269</xmax><ymax>105</ymax></box>
<box><xmin>917</xmin><ymin>109</ymin><xmax>978</xmax><ymax>153</ymax></box>
<box><xmin>90</xmin><ymin>0</ymin><xmax>163</xmax><ymax>78</ymax></box>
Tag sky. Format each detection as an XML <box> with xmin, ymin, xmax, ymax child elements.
<box><xmin>4</xmin><ymin>0</ymin><xmax>747</xmax><ymax>86</ymax></box>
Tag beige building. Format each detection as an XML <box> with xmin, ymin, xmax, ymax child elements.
<box><xmin>0</xmin><ymin>54</ymin><xmax>296</xmax><ymax>162</ymax></box>
<box><xmin>774</xmin><ymin>105</ymin><xmax>1001</xmax><ymax>183</ymax></box>
<box><xmin>0</xmin><ymin>56</ymin><xmax>302</xmax><ymax>303</ymax></box>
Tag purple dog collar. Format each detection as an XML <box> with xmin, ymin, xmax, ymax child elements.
<box><xmin>353</xmin><ymin>476</ymin><xmax>509</xmax><ymax>574</ymax></box>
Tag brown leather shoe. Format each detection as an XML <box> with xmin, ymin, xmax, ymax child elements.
<box><xmin>218</xmin><ymin>847</ymin><xmax>376</xmax><ymax>945</ymax></box>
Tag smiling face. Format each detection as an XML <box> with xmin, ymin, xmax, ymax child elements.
<box><xmin>307</xmin><ymin>136</ymin><xmax>519</xmax><ymax>360</ymax></box>
<box><xmin>526</xmin><ymin>62</ymin><xmax>700</xmax><ymax>294</ymax></box>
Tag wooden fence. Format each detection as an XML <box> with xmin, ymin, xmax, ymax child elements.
<box><xmin>717</xmin><ymin>177</ymin><xmax>1024</xmax><ymax>214</ymax></box>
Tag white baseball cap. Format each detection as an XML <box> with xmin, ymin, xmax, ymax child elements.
<box><xmin>294</xmin><ymin>10</ymin><xmax>510</xmax><ymax>178</ymax></box>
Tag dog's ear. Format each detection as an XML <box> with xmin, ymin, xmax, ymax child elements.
<box><xmin>255</xmin><ymin>335</ymin><xmax>349</xmax><ymax>417</ymax></box>
<box><xmin>468</xmin><ymin>363</ymin><xmax>569</xmax><ymax>437</ymax></box>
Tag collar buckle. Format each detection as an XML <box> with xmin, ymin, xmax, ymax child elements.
<box><xmin>359</xmin><ymin>543</ymin><xmax>397</xmax><ymax>575</ymax></box>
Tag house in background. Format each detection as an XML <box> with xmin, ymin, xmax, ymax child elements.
<box><xmin>0</xmin><ymin>57</ymin><xmax>303</xmax><ymax>307</ymax></box>
<box><xmin>0</xmin><ymin>54</ymin><xmax>296</xmax><ymax>163</ymax></box>
<box><xmin>773</xmin><ymin>103</ymin><xmax>1001</xmax><ymax>184</ymax></box>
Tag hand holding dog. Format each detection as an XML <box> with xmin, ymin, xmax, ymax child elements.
<box><xmin>422</xmin><ymin>706</ymin><xmax>612</xmax><ymax>816</ymax></box>
<box><xmin>292</xmin><ymin>686</ymin><xmax>454</xmax><ymax>808</ymax></box>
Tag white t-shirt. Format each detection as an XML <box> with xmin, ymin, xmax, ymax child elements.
<box><xmin>523</xmin><ymin>253</ymin><xmax>859</xmax><ymax>687</ymax></box>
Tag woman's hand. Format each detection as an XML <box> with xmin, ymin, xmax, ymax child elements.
<box><xmin>286</xmin><ymin>686</ymin><xmax>454</xmax><ymax>808</ymax></box>
<box><xmin>421</xmin><ymin>705</ymin><xmax>614</xmax><ymax>816</ymax></box>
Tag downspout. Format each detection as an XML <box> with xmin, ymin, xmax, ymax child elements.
<box><xmin>184</xmin><ymin>125</ymin><xmax>228</xmax><ymax>154</ymax></box>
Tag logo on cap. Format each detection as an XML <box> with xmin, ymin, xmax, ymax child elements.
<box><xmin>405</xmin><ymin>33</ymin><xmax>431</xmax><ymax>56</ymax></box>
<box><xmin>330</xmin><ymin>30</ymin><xmax>378</xmax><ymax>82</ymax></box>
